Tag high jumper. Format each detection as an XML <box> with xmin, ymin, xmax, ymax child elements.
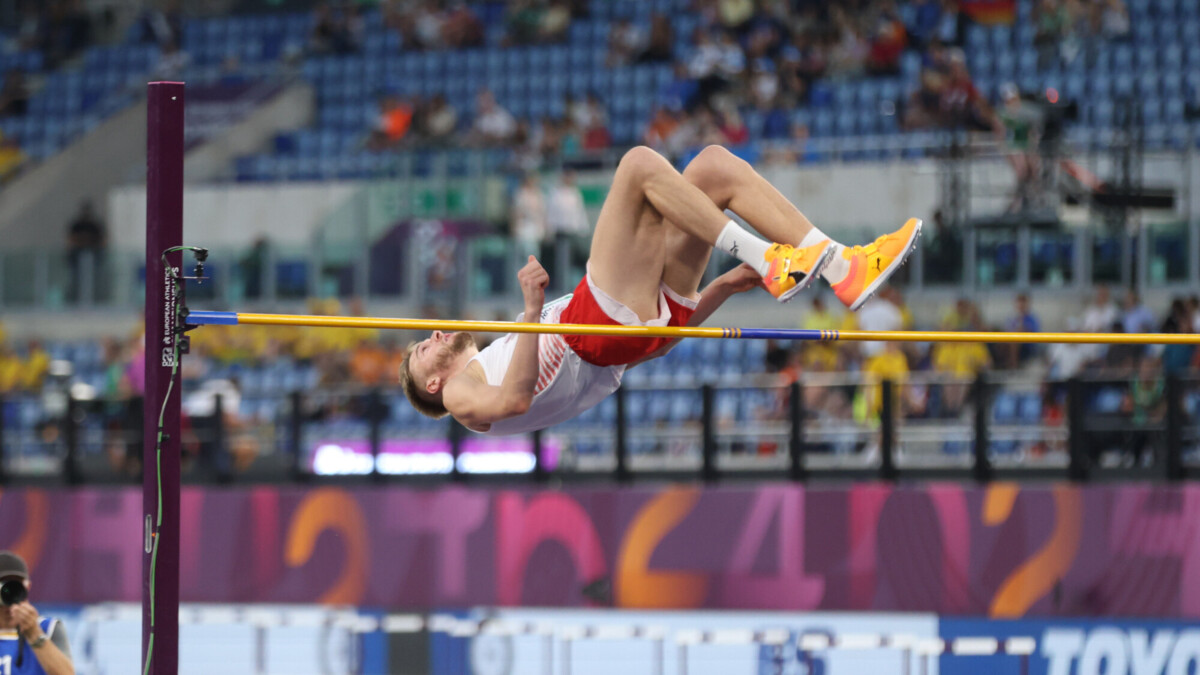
<box><xmin>400</xmin><ymin>144</ymin><xmax>922</xmax><ymax>435</ymax></box>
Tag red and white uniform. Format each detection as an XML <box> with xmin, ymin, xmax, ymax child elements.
<box><xmin>469</xmin><ymin>268</ymin><xmax>697</xmax><ymax>436</ymax></box>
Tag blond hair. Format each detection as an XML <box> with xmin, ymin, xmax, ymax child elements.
<box><xmin>398</xmin><ymin>343</ymin><xmax>450</xmax><ymax>419</ymax></box>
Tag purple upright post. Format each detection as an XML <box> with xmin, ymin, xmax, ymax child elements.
<box><xmin>143</xmin><ymin>81</ymin><xmax>184</xmax><ymax>675</ymax></box>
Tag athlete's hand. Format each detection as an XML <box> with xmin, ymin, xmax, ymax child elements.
<box><xmin>11</xmin><ymin>601</ymin><xmax>40</xmax><ymax>639</ymax></box>
<box><xmin>518</xmin><ymin>255</ymin><xmax>549</xmax><ymax>316</ymax></box>
<box><xmin>718</xmin><ymin>263</ymin><xmax>767</xmax><ymax>295</ymax></box>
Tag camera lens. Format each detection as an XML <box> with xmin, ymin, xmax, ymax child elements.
<box><xmin>0</xmin><ymin>580</ymin><xmax>27</xmax><ymax>606</ymax></box>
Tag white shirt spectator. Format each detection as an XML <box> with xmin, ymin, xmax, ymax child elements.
<box><xmin>1081</xmin><ymin>301</ymin><xmax>1118</xmax><ymax>333</ymax></box>
<box><xmin>184</xmin><ymin>379</ymin><xmax>242</xmax><ymax>419</ymax></box>
<box><xmin>511</xmin><ymin>179</ymin><xmax>546</xmax><ymax>256</ymax></box>
<box><xmin>856</xmin><ymin>296</ymin><xmax>903</xmax><ymax>357</ymax></box>
<box><xmin>474</xmin><ymin>103</ymin><xmax>516</xmax><ymax>143</ymax></box>
<box><xmin>547</xmin><ymin>180</ymin><xmax>589</xmax><ymax>236</ymax></box>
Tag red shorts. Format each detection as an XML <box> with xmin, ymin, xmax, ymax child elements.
<box><xmin>560</xmin><ymin>272</ymin><xmax>697</xmax><ymax>367</ymax></box>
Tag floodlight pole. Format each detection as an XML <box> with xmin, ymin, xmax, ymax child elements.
<box><xmin>143</xmin><ymin>81</ymin><xmax>185</xmax><ymax>675</ymax></box>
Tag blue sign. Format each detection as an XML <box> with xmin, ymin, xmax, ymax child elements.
<box><xmin>940</xmin><ymin>618</ymin><xmax>1200</xmax><ymax>675</ymax></box>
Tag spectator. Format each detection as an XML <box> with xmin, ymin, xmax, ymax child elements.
<box><xmin>138</xmin><ymin>0</ymin><xmax>182</xmax><ymax>48</ymax></box>
<box><xmin>1098</xmin><ymin>0</ymin><xmax>1130</xmax><ymax>40</ymax></box>
<box><xmin>1121</xmin><ymin>290</ymin><xmax>1156</xmax><ymax>335</ymax></box>
<box><xmin>996</xmin><ymin>83</ymin><xmax>1044</xmax><ymax>212</ymax></box>
<box><xmin>800</xmin><ymin>295</ymin><xmax>842</xmax><ymax>371</ymax></box>
<box><xmin>240</xmin><ymin>237</ymin><xmax>268</xmax><ymax>301</ymax></box>
<box><xmin>539</xmin><ymin>0</ymin><xmax>572</xmax><ymax>42</ymax></box>
<box><xmin>643</xmin><ymin>107</ymin><xmax>681</xmax><ymax>151</ymax></box>
<box><xmin>1034</xmin><ymin>0</ymin><xmax>1070</xmax><ymax>68</ymax></box>
<box><xmin>638</xmin><ymin>13</ymin><xmax>674</xmax><ymax>63</ymax></box>
<box><xmin>750</xmin><ymin>57</ymin><xmax>780</xmax><ymax>110</ymax></box>
<box><xmin>714</xmin><ymin>0</ymin><xmax>752</xmax><ymax>30</ymax></box>
<box><xmin>1046</xmin><ymin>317</ymin><xmax>1098</xmax><ymax>381</ymax></box>
<box><xmin>940</xmin><ymin>48</ymin><xmax>994</xmax><ymax>131</ymax></box>
<box><xmin>934</xmin><ymin>0</ymin><xmax>966</xmax><ymax>46</ymax></box>
<box><xmin>506</xmin><ymin>0</ymin><xmax>543</xmax><ymax>45</ymax></box>
<box><xmin>867</xmin><ymin>3</ymin><xmax>908</xmax><ymax>76</ymax></box>
<box><xmin>1160</xmin><ymin>298</ymin><xmax>1195</xmax><ymax>376</ymax></box>
<box><xmin>855</xmin><ymin>287</ymin><xmax>905</xmax><ymax>360</ymax></box>
<box><xmin>608</xmin><ymin>17</ymin><xmax>646</xmax><ymax>66</ymax></box>
<box><xmin>908</xmin><ymin>0</ymin><xmax>943</xmax><ymax>49</ymax></box>
<box><xmin>1081</xmin><ymin>286</ymin><xmax>1118</xmax><ymax>333</ymax></box>
<box><xmin>659</xmin><ymin>61</ymin><xmax>699</xmax><ymax>112</ymax></box>
<box><xmin>309</xmin><ymin>2</ymin><xmax>356</xmax><ymax>55</ymax></box>
<box><xmin>412</xmin><ymin>2</ymin><xmax>446</xmax><ymax>49</ymax></box>
<box><xmin>932</xmin><ymin>303</ymin><xmax>991</xmax><ymax>413</ymax></box>
<box><xmin>510</xmin><ymin>173</ymin><xmax>547</xmax><ymax>259</ymax></box>
<box><xmin>1102</xmin><ymin>319</ymin><xmax>1141</xmax><ymax>374</ymax></box>
<box><xmin>827</xmin><ymin>7</ymin><xmax>869</xmax><ymax>78</ymax></box>
<box><xmin>153</xmin><ymin>39</ymin><xmax>190</xmax><ymax>80</ymax></box>
<box><xmin>420</xmin><ymin>94</ymin><xmax>459</xmax><ymax>145</ymax></box>
<box><xmin>1120</xmin><ymin>356</ymin><xmax>1164</xmax><ymax>467</ymax></box>
<box><xmin>367</xmin><ymin>93</ymin><xmax>415</xmax><ymax>150</ymax></box>
<box><xmin>1001</xmin><ymin>293</ymin><xmax>1041</xmax><ymax>369</ymax></box>
<box><xmin>546</xmin><ymin>170</ymin><xmax>591</xmax><ymax>279</ymax></box>
<box><xmin>469</xmin><ymin>90</ymin><xmax>517</xmax><ymax>146</ymax></box>
<box><xmin>572</xmin><ymin>93</ymin><xmax>610</xmax><ymax>151</ymax></box>
<box><xmin>924</xmin><ymin>210</ymin><xmax>962</xmax><ymax>284</ymax></box>
<box><xmin>716</xmin><ymin>101</ymin><xmax>750</xmax><ymax>145</ymax></box>
<box><xmin>442</xmin><ymin>2</ymin><xmax>484</xmax><ymax>48</ymax></box>
<box><xmin>66</xmin><ymin>199</ymin><xmax>105</xmax><ymax>304</ymax></box>
<box><xmin>0</xmin><ymin>71</ymin><xmax>30</xmax><ymax>118</ymax></box>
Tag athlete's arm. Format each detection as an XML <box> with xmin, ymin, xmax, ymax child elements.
<box><xmin>444</xmin><ymin>256</ymin><xmax>548</xmax><ymax>427</ymax></box>
<box><xmin>632</xmin><ymin>263</ymin><xmax>764</xmax><ymax>366</ymax></box>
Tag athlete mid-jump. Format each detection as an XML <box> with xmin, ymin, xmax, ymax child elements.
<box><xmin>401</xmin><ymin>145</ymin><xmax>921</xmax><ymax>434</ymax></box>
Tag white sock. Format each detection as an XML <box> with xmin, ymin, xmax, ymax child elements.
<box><xmin>798</xmin><ymin>227</ymin><xmax>849</xmax><ymax>285</ymax></box>
<box><xmin>715</xmin><ymin>220</ymin><xmax>772</xmax><ymax>276</ymax></box>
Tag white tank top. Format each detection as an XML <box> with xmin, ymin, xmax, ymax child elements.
<box><xmin>468</xmin><ymin>294</ymin><xmax>624</xmax><ymax>435</ymax></box>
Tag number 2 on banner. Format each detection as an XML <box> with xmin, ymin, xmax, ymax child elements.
<box><xmin>986</xmin><ymin>485</ymin><xmax>1083</xmax><ymax>617</ymax></box>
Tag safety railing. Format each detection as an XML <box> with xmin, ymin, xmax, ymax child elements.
<box><xmin>2</xmin><ymin>370</ymin><xmax>1196</xmax><ymax>484</ymax></box>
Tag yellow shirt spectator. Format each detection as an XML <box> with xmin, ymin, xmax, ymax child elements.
<box><xmin>933</xmin><ymin>342</ymin><xmax>992</xmax><ymax>378</ymax></box>
<box><xmin>862</xmin><ymin>346</ymin><xmax>909</xmax><ymax>418</ymax></box>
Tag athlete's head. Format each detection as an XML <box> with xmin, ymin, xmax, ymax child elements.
<box><xmin>399</xmin><ymin>330</ymin><xmax>478</xmax><ymax>418</ymax></box>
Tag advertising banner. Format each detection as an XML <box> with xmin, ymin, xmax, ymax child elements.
<box><xmin>1</xmin><ymin>484</ymin><xmax>1198</xmax><ymax>616</ymax></box>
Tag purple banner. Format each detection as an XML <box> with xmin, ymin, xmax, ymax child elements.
<box><xmin>3</xmin><ymin>484</ymin><xmax>1198</xmax><ymax>617</ymax></box>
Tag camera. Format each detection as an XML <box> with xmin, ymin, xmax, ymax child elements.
<box><xmin>0</xmin><ymin>579</ymin><xmax>27</xmax><ymax>606</ymax></box>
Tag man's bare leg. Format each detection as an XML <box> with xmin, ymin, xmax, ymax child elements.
<box><xmin>680</xmin><ymin>144</ymin><xmax>923</xmax><ymax>311</ymax></box>
<box><xmin>682</xmin><ymin>144</ymin><xmax>823</xmax><ymax>246</ymax></box>
<box><xmin>589</xmin><ymin>147</ymin><xmax>754</xmax><ymax>320</ymax></box>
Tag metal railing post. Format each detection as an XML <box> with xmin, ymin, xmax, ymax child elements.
<box><xmin>64</xmin><ymin>394</ymin><xmax>80</xmax><ymax>485</ymax></box>
<box><xmin>289</xmin><ymin>391</ymin><xmax>305</xmax><ymax>481</ymax></box>
<box><xmin>788</xmin><ymin>381</ymin><xmax>806</xmax><ymax>481</ymax></box>
<box><xmin>701</xmin><ymin>384</ymin><xmax>717</xmax><ymax>483</ymax></box>
<box><xmin>1164</xmin><ymin>375</ymin><xmax>1184</xmax><ymax>481</ymax></box>
<box><xmin>369</xmin><ymin>388</ymin><xmax>383</xmax><ymax>482</ymax></box>
<box><xmin>973</xmin><ymin>373</ymin><xmax>993</xmax><ymax>482</ymax></box>
<box><xmin>615</xmin><ymin>386</ymin><xmax>630</xmax><ymax>483</ymax></box>
<box><xmin>879</xmin><ymin>379</ymin><xmax>897</xmax><ymax>480</ymax></box>
<box><xmin>1067</xmin><ymin>378</ymin><xmax>1089</xmax><ymax>481</ymax></box>
<box><xmin>0</xmin><ymin>393</ymin><xmax>6</xmax><ymax>483</ymax></box>
<box><xmin>213</xmin><ymin>393</ymin><xmax>230</xmax><ymax>483</ymax></box>
<box><xmin>532</xmin><ymin>429</ymin><xmax>547</xmax><ymax>483</ymax></box>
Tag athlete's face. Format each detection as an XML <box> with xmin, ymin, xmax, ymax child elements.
<box><xmin>407</xmin><ymin>331</ymin><xmax>476</xmax><ymax>391</ymax></box>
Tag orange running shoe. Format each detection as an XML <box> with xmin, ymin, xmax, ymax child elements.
<box><xmin>763</xmin><ymin>240</ymin><xmax>836</xmax><ymax>303</ymax></box>
<box><xmin>832</xmin><ymin>218</ymin><xmax>923</xmax><ymax>311</ymax></box>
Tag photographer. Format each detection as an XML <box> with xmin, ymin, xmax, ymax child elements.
<box><xmin>0</xmin><ymin>552</ymin><xmax>73</xmax><ymax>675</ymax></box>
